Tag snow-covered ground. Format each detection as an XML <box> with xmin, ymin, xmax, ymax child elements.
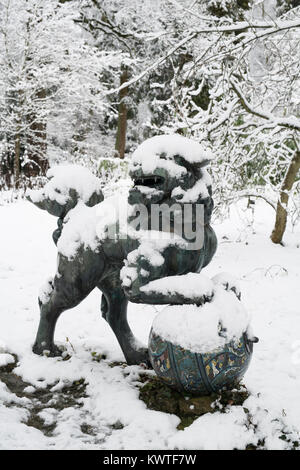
<box><xmin>0</xmin><ymin>197</ymin><xmax>299</xmax><ymax>450</ymax></box>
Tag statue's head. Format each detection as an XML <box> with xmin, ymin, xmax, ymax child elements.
<box><xmin>128</xmin><ymin>134</ymin><xmax>214</xmax><ymax>224</ymax></box>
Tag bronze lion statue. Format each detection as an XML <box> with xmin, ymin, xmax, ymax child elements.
<box><xmin>27</xmin><ymin>135</ymin><xmax>217</xmax><ymax>365</ymax></box>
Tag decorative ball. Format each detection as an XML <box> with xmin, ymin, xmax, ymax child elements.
<box><xmin>148</xmin><ymin>328</ymin><xmax>255</xmax><ymax>395</ymax></box>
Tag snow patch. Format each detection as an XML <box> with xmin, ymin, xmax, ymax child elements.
<box><xmin>39</xmin><ymin>277</ymin><xmax>54</xmax><ymax>305</ymax></box>
<box><xmin>212</xmin><ymin>272</ymin><xmax>241</xmax><ymax>298</ymax></box>
<box><xmin>0</xmin><ymin>353</ymin><xmax>15</xmax><ymax>368</ymax></box>
<box><xmin>141</xmin><ymin>272</ymin><xmax>214</xmax><ymax>300</ymax></box>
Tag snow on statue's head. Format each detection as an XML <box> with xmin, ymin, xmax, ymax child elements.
<box><xmin>128</xmin><ymin>134</ymin><xmax>214</xmax><ymax>223</ymax></box>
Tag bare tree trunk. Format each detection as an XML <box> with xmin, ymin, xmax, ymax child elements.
<box><xmin>271</xmin><ymin>151</ymin><xmax>300</xmax><ymax>244</ymax></box>
<box><xmin>115</xmin><ymin>67</ymin><xmax>128</xmax><ymax>159</ymax></box>
<box><xmin>14</xmin><ymin>131</ymin><xmax>21</xmax><ymax>189</ymax></box>
<box><xmin>25</xmin><ymin>88</ymin><xmax>48</xmax><ymax>178</ymax></box>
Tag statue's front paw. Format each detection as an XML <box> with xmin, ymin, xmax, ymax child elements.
<box><xmin>126</xmin><ymin>347</ymin><xmax>152</xmax><ymax>368</ymax></box>
<box><xmin>32</xmin><ymin>342</ymin><xmax>63</xmax><ymax>357</ymax></box>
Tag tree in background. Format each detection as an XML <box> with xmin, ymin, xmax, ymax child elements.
<box><xmin>0</xmin><ymin>0</ymin><xmax>299</xmax><ymax>244</ymax></box>
<box><xmin>76</xmin><ymin>0</ymin><xmax>214</xmax><ymax>157</ymax></box>
<box><xmin>0</xmin><ymin>0</ymin><xmax>122</xmax><ymax>188</ymax></box>
<box><xmin>142</xmin><ymin>0</ymin><xmax>299</xmax><ymax>244</ymax></box>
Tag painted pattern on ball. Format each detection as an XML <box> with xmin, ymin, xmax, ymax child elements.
<box><xmin>148</xmin><ymin>328</ymin><xmax>254</xmax><ymax>395</ymax></box>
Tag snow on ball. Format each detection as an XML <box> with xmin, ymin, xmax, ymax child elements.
<box><xmin>148</xmin><ymin>286</ymin><xmax>257</xmax><ymax>395</ymax></box>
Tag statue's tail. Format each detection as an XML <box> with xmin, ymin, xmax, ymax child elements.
<box><xmin>26</xmin><ymin>164</ymin><xmax>104</xmax><ymax>244</ymax></box>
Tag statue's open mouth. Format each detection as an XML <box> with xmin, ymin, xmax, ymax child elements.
<box><xmin>133</xmin><ymin>175</ymin><xmax>165</xmax><ymax>189</ymax></box>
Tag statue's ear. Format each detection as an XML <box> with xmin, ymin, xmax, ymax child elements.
<box><xmin>86</xmin><ymin>189</ymin><xmax>104</xmax><ymax>207</ymax></box>
<box><xmin>174</xmin><ymin>154</ymin><xmax>211</xmax><ymax>172</ymax></box>
<box><xmin>198</xmin><ymin>159</ymin><xmax>211</xmax><ymax>168</ymax></box>
<box><xmin>173</xmin><ymin>154</ymin><xmax>195</xmax><ymax>174</ymax></box>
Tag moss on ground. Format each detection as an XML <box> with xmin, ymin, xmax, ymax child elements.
<box><xmin>0</xmin><ymin>355</ymin><xmax>87</xmax><ymax>436</ymax></box>
<box><xmin>138</xmin><ymin>374</ymin><xmax>249</xmax><ymax>430</ymax></box>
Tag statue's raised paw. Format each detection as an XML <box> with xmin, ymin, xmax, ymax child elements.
<box><xmin>121</xmin><ymin>245</ymin><xmax>166</xmax><ymax>300</ymax></box>
<box><xmin>139</xmin><ymin>272</ymin><xmax>214</xmax><ymax>305</ymax></box>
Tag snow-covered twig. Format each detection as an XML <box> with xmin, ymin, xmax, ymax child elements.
<box><xmin>230</xmin><ymin>79</ymin><xmax>300</xmax><ymax>131</ymax></box>
<box><xmin>104</xmin><ymin>19</ymin><xmax>300</xmax><ymax>96</ymax></box>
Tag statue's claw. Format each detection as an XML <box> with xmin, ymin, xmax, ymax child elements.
<box><xmin>139</xmin><ymin>360</ymin><xmax>152</xmax><ymax>370</ymax></box>
<box><xmin>125</xmin><ymin>347</ymin><xmax>151</xmax><ymax>367</ymax></box>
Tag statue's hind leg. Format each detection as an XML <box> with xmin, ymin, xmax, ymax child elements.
<box><xmin>99</xmin><ymin>275</ymin><xmax>150</xmax><ymax>366</ymax></box>
<box><xmin>33</xmin><ymin>249</ymin><xmax>105</xmax><ymax>356</ymax></box>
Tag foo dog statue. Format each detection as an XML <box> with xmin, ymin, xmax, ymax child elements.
<box><xmin>27</xmin><ymin>135</ymin><xmax>217</xmax><ymax>365</ymax></box>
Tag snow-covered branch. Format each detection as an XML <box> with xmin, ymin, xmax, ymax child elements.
<box><xmin>230</xmin><ymin>79</ymin><xmax>300</xmax><ymax>131</ymax></box>
<box><xmin>104</xmin><ymin>18</ymin><xmax>300</xmax><ymax>97</ymax></box>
